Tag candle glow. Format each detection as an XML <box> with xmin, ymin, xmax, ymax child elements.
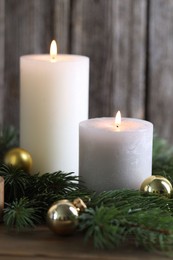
<box><xmin>115</xmin><ymin>110</ymin><xmax>121</xmax><ymax>127</ymax></box>
<box><xmin>50</xmin><ymin>40</ymin><xmax>57</xmax><ymax>60</ymax></box>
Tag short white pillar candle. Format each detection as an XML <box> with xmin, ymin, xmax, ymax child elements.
<box><xmin>79</xmin><ymin>114</ymin><xmax>153</xmax><ymax>192</ymax></box>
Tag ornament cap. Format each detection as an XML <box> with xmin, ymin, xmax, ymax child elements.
<box><xmin>73</xmin><ymin>197</ymin><xmax>87</xmax><ymax>213</ymax></box>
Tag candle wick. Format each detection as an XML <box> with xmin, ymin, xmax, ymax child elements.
<box><xmin>51</xmin><ymin>55</ymin><xmax>56</xmax><ymax>61</ymax></box>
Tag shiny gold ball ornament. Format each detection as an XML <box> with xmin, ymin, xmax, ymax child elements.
<box><xmin>4</xmin><ymin>147</ymin><xmax>32</xmax><ymax>173</ymax></box>
<box><xmin>47</xmin><ymin>199</ymin><xmax>79</xmax><ymax>235</ymax></box>
<box><xmin>140</xmin><ymin>175</ymin><xmax>172</xmax><ymax>197</ymax></box>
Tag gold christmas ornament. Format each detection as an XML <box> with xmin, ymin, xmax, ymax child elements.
<box><xmin>4</xmin><ymin>147</ymin><xmax>32</xmax><ymax>173</ymax></box>
<box><xmin>140</xmin><ymin>175</ymin><xmax>172</xmax><ymax>197</ymax></box>
<box><xmin>47</xmin><ymin>199</ymin><xmax>79</xmax><ymax>235</ymax></box>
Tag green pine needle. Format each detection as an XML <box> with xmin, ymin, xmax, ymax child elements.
<box><xmin>0</xmin><ymin>164</ymin><xmax>30</xmax><ymax>202</ymax></box>
<box><xmin>79</xmin><ymin>205</ymin><xmax>173</xmax><ymax>250</ymax></box>
<box><xmin>3</xmin><ymin>198</ymin><xmax>41</xmax><ymax>230</ymax></box>
<box><xmin>129</xmin><ymin>208</ymin><xmax>173</xmax><ymax>251</ymax></box>
<box><xmin>89</xmin><ymin>189</ymin><xmax>173</xmax><ymax>212</ymax></box>
<box><xmin>0</xmin><ymin>164</ymin><xmax>90</xmax><ymax>226</ymax></box>
<box><xmin>2</xmin><ymin>127</ymin><xmax>173</xmax><ymax>252</ymax></box>
<box><xmin>79</xmin><ymin>206</ymin><xmax>127</xmax><ymax>249</ymax></box>
<box><xmin>27</xmin><ymin>171</ymin><xmax>81</xmax><ymax>197</ymax></box>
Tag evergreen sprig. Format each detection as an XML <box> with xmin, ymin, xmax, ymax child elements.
<box><xmin>89</xmin><ymin>189</ymin><xmax>173</xmax><ymax>212</ymax></box>
<box><xmin>3</xmin><ymin>197</ymin><xmax>41</xmax><ymax>230</ymax></box>
<box><xmin>0</xmin><ymin>164</ymin><xmax>30</xmax><ymax>202</ymax></box>
<box><xmin>1</xmin><ymin>127</ymin><xmax>173</xmax><ymax>252</ymax></box>
<box><xmin>79</xmin><ymin>191</ymin><xmax>173</xmax><ymax>250</ymax></box>
<box><xmin>79</xmin><ymin>206</ymin><xmax>127</xmax><ymax>249</ymax></box>
<box><xmin>130</xmin><ymin>208</ymin><xmax>173</xmax><ymax>251</ymax></box>
<box><xmin>0</xmin><ymin>163</ymin><xmax>90</xmax><ymax>227</ymax></box>
<box><xmin>27</xmin><ymin>171</ymin><xmax>81</xmax><ymax>197</ymax></box>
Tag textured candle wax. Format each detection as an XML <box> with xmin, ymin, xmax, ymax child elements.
<box><xmin>20</xmin><ymin>55</ymin><xmax>89</xmax><ymax>174</ymax></box>
<box><xmin>79</xmin><ymin>118</ymin><xmax>153</xmax><ymax>192</ymax></box>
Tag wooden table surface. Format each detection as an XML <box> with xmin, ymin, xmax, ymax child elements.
<box><xmin>0</xmin><ymin>224</ymin><xmax>170</xmax><ymax>260</ymax></box>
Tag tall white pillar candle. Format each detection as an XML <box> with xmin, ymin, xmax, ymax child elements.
<box><xmin>20</xmin><ymin>52</ymin><xmax>89</xmax><ymax>175</ymax></box>
<box><xmin>79</xmin><ymin>117</ymin><xmax>153</xmax><ymax>192</ymax></box>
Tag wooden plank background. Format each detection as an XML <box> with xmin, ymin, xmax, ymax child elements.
<box><xmin>0</xmin><ymin>0</ymin><xmax>173</xmax><ymax>143</ymax></box>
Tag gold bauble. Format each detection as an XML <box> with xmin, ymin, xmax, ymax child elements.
<box><xmin>140</xmin><ymin>175</ymin><xmax>172</xmax><ymax>197</ymax></box>
<box><xmin>4</xmin><ymin>147</ymin><xmax>32</xmax><ymax>173</ymax></box>
<box><xmin>47</xmin><ymin>199</ymin><xmax>79</xmax><ymax>235</ymax></box>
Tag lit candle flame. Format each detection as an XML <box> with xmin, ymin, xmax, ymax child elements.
<box><xmin>115</xmin><ymin>111</ymin><xmax>121</xmax><ymax>127</ymax></box>
<box><xmin>50</xmin><ymin>40</ymin><xmax>57</xmax><ymax>60</ymax></box>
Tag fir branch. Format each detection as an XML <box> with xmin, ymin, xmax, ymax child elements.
<box><xmin>26</xmin><ymin>171</ymin><xmax>89</xmax><ymax>203</ymax></box>
<box><xmin>89</xmin><ymin>189</ymin><xmax>173</xmax><ymax>213</ymax></box>
<box><xmin>79</xmin><ymin>207</ymin><xmax>127</xmax><ymax>249</ymax></box>
<box><xmin>128</xmin><ymin>209</ymin><xmax>173</xmax><ymax>251</ymax></box>
<box><xmin>79</xmin><ymin>190</ymin><xmax>173</xmax><ymax>250</ymax></box>
<box><xmin>0</xmin><ymin>165</ymin><xmax>90</xmax><ymax>226</ymax></box>
<box><xmin>27</xmin><ymin>171</ymin><xmax>80</xmax><ymax>196</ymax></box>
<box><xmin>0</xmin><ymin>164</ymin><xmax>30</xmax><ymax>202</ymax></box>
<box><xmin>79</xmin><ymin>206</ymin><xmax>173</xmax><ymax>251</ymax></box>
<box><xmin>3</xmin><ymin>198</ymin><xmax>41</xmax><ymax>230</ymax></box>
<box><xmin>1</xmin><ymin>127</ymin><xmax>173</xmax><ymax>252</ymax></box>
<box><xmin>0</xmin><ymin>164</ymin><xmax>89</xmax><ymax>205</ymax></box>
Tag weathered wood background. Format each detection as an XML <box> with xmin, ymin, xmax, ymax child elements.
<box><xmin>0</xmin><ymin>0</ymin><xmax>173</xmax><ymax>142</ymax></box>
